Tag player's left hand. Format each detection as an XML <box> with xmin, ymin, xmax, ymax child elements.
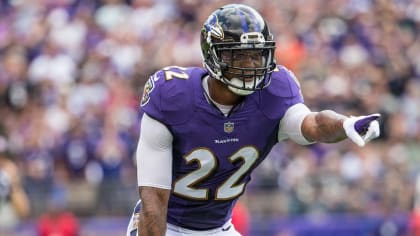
<box><xmin>343</xmin><ymin>113</ymin><xmax>381</xmax><ymax>147</ymax></box>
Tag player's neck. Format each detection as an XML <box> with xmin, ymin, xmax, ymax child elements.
<box><xmin>207</xmin><ymin>77</ymin><xmax>243</xmax><ymax>106</ymax></box>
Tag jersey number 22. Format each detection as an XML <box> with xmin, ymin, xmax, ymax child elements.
<box><xmin>173</xmin><ymin>146</ymin><xmax>259</xmax><ymax>200</ymax></box>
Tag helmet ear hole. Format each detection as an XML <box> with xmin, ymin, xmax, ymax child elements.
<box><xmin>270</xmin><ymin>63</ymin><xmax>276</xmax><ymax>70</ymax></box>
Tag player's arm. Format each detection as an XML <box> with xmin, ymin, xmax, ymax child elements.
<box><xmin>301</xmin><ymin>110</ymin><xmax>348</xmax><ymax>143</ymax></box>
<box><xmin>278</xmin><ymin>104</ymin><xmax>380</xmax><ymax>146</ymax></box>
<box><xmin>138</xmin><ymin>187</ymin><xmax>169</xmax><ymax>236</ymax></box>
<box><xmin>136</xmin><ymin>113</ymin><xmax>173</xmax><ymax>236</ymax></box>
<box><xmin>277</xmin><ymin>68</ymin><xmax>380</xmax><ymax>146</ymax></box>
<box><xmin>302</xmin><ymin>111</ymin><xmax>381</xmax><ymax>146</ymax></box>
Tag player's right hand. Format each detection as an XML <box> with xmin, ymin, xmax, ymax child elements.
<box><xmin>343</xmin><ymin>113</ymin><xmax>381</xmax><ymax>147</ymax></box>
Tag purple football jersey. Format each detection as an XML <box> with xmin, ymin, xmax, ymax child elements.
<box><xmin>139</xmin><ymin>65</ymin><xmax>303</xmax><ymax>230</ymax></box>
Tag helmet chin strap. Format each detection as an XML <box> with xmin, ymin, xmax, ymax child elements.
<box><xmin>227</xmin><ymin>78</ymin><xmax>256</xmax><ymax>96</ymax></box>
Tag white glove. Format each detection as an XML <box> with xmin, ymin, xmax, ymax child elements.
<box><xmin>343</xmin><ymin>113</ymin><xmax>381</xmax><ymax>147</ymax></box>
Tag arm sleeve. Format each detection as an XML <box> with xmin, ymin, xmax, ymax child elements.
<box><xmin>136</xmin><ymin>113</ymin><xmax>173</xmax><ymax>189</ymax></box>
<box><xmin>278</xmin><ymin>103</ymin><xmax>315</xmax><ymax>145</ymax></box>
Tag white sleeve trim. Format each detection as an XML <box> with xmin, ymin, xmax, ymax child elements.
<box><xmin>278</xmin><ymin>103</ymin><xmax>315</xmax><ymax>145</ymax></box>
<box><xmin>136</xmin><ymin>113</ymin><xmax>173</xmax><ymax>189</ymax></box>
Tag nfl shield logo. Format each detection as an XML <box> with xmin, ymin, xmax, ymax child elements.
<box><xmin>224</xmin><ymin>122</ymin><xmax>234</xmax><ymax>133</ymax></box>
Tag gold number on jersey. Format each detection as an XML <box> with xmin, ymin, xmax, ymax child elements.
<box><xmin>215</xmin><ymin>147</ymin><xmax>258</xmax><ymax>200</ymax></box>
<box><xmin>172</xmin><ymin>148</ymin><xmax>216</xmax><ymax>200</ymax></box>
<box><xmin>163</xmin><ymin>66</ymin><xmax>189</xmax><ymax>80</ymax></box>
<box><xmin>172</xmin><ymin>146</ymin><xmax>259</xmax><ymax>200</ymax></box>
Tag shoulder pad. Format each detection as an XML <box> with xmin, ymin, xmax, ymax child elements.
<box><xmin>258</xmin><ymin>65</ymin><xmax>304</xmax><ymax>119</ymax></box>
<box><xmin>140</xmin><ymin>66</ymin><xmax>207</xmax><ymax>125</ymax></box>
<box><xmin>266</xmin><ymin>65</ymin><xmax>302</xmax><ymax>98</ymax></box>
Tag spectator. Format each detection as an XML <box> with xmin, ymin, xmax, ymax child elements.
<box><xmin>0</xmin><ymin>136</ymin><xmax>30</xmax><ymax>233</ymax></box>
<box><xmin>37</xmin><ymin>187</ymin><xmax>80</xmax><ymax>236</ymax></box>
<box><xmin>232</xmin><ymin>200</ymin><xmax>250</xmax><ymax>236</ymax></box>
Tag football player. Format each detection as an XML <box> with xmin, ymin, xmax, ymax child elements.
<box><xmin>127</xmin><ymin>4</ymin><xmax>380</xmax><ymax>236</ymax></box>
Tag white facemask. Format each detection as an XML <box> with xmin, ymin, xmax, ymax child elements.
<box><xmin>227</xmin><ymin>77</ymin><xmax>258</xmax><ymax>96</ymax></box>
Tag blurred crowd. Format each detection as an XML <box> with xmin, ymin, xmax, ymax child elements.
<box><xmin>0</xmin><ymin>0</ymin><xmax>419</xmax><ymax>233</ymax></box>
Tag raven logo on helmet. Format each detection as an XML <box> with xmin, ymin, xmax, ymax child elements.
<box><xmin>204</xmin><ymin>14</ymin><xmax>224</xmax><ymax>40</ymax></box>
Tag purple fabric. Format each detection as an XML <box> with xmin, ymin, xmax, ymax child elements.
<box><xmin>354</xmin><ymin>114</ymin><xmax>380</xmax><ymax>133</ymax></box>
<box><xmin>139</xmin><ymin>66</ymin><xmax>304</xmax><ymax>230</ymax></box>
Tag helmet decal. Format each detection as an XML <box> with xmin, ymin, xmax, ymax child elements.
<box><xmin>205</xmin><ymin>14</ymin><xmax>224</xmax><ymax>40</ymax></box>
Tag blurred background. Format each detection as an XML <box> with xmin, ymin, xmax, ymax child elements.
<box><xmin>0</xmin><ymin>0</ymin><xmax>419</xmax><ymax>235</ymax></box>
